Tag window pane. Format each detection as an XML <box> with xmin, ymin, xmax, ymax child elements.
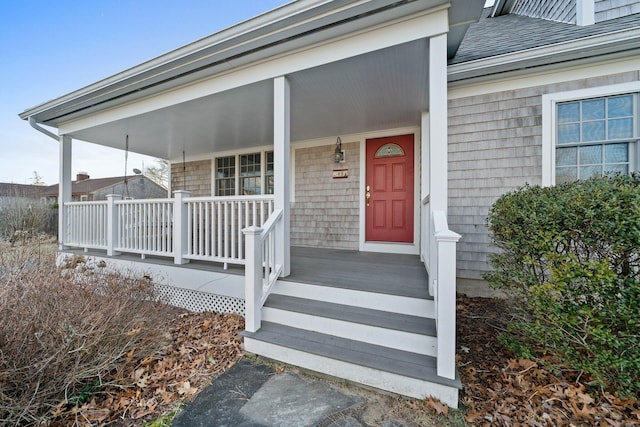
<box><xmin>558</xmin><ymin>102</ymin><xmax>579</xmax><ymax>123</ymax></box>
<box><xmin>556</xmin><ymin>147</ymin><xmax>577</xmax><ymax>166</ymax></box>
<box><xmin>605</xmin><ymin>143</ymin><xmax>629</xmax><ymax>163</ymax></box>
<box><xmin>582</xmin><ymin>121</ymin><xmax>605</xmax><ymax>142</ymax></box>
<box><xmin>608</xmin><ymin>118</ymin><xmax>633</xmax><ymax>139</ymax></box>
<box><xmin>240</xmin><ymin>153</ymin><xmax>261</xmax><ymax>195</ymax></box>
<box><xmin>582</xmin><ymin>99</ymin><xmax>605</xmax><ymax>120</ymax></box>
<box><xmin>558</xmin><ymin>123</ymin><xmax>580</xmax><ymax>144</ymax></box>
<box><xmin>604</xmin><ymin>164</ymin><xmax>628</xmax><ymax>176</ymax></box>
<box><xmin>265</xmin><ymin>151</ymin><xmax>274</xmax><ymax>195</ymax></box>
<box><xmin>556</xmin><ymin>167</ymin><xmax>577</xmax><ymax>183</ymax></box>
<box><xmin>579</xmin><ymin>145</ymin><xmax>602</xmax><ymax>165</ymax></box>
<box><xmin>608</xmin><ymin>95</ymin><xmax>633</xmax><ymax>118</ymax></box>
<box><xmin>579</xmin><ymin>165</ymin><xmax>601</xmax><ymax>179</ymax></box>
<box><xmin>241</xmin><ymin>177</ymin><xmax>261</xmax><ymax>195</ymax></box>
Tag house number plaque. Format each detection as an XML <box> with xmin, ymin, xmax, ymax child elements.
<box><xmin>332</xmin><ymin>169</ymin><xmax>348</xmax><ymax>179</ymax></box>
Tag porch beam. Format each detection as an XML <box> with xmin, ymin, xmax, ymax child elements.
<box><xmin>59</xmin><ymin>135</ymin><xmax>72</xmax><ymax>250</ymax></box>
<box><xmin>273</xmin><ymin>76</ymin><xmax>291</xmax><ymax>277</ymax></box>
<box><xmin>59</xmin><ymin>9</ymin><xmax>449</xmax><ymax>135</ymax></box>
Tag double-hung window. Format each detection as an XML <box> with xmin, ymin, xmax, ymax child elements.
<box><xmin>541</xmin><ymin>82</ymin><xmax>640</xmax><ymax>187</ymax></box>
<box><xmin>555</xmin><ymin>94</ymin><xmax>636</xmax><ymax>183</ymax></box>
<box><xmin>215</xmin><ymin>151</ymin><xmax>274</xmax><ymax>196</ymax></box>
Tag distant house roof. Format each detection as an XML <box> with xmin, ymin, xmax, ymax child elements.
<box><xmin>0</xmin><ymin>183</ymin><xmax>44</xmax><ymax>198</ymax></box>
<box><xmin>41</xmin><ymin>176</ymin><xmax>138</xmax><ymax>197</ymax></box>
<box><xmin>451</xmin><ymin>10</ymin><xmax>640</xmax><ymax>65</ymax></box>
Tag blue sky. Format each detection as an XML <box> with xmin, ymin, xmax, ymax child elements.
<box><xmin>0</xmin><ymin>0</ymin><xmax>290</xmax><ymax>185</ymax></box>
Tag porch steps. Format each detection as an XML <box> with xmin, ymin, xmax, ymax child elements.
<box><xmin>243</xmin><ymin>322</ymin><xmax>461</xmax><ymax>407</ymax></box>
<box><xmin>274</xmin><ymin>279</ymin><xmax>435</xmax><ymax>318</ymax></box>
<box><xmin>262</xmin><ymin>294</ymin><xmax>437</xmax><ymax>356</ymax></box>
<box><xmin>242</xmin><ymin>281</ymin><xmax>461</xmax><ymax>407</ymax></box>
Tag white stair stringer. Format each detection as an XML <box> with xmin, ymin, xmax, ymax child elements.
<box><xmin>274</xmin><ymin>280</ymin><xmax>434</xmax><ymax>318</ymax></box>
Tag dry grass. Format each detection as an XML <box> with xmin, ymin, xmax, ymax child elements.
<box><xmin>0</xmin><ymin>242</ymin><xmax>175</xmax><ymax>426</ymax></box>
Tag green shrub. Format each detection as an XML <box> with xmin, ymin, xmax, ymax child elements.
<box><xmin>485</xmin><ymin>174</ymin><xmax>640</xmax><ymax>397</ymax></box>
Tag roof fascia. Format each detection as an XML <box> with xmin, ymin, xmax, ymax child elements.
<box><xmin>21</xmin><ymin>0</ymin><xmax>451</xmax><ymax>125</ymax></box>
<box><xmin>448</xmin><ymin>26</ymin><xmax>640</xmax><ymax>84</ymax></box>
<box><xmin>19</xmin><ymin>0</ymin><xmax>335</xmax><ymax>119</ymax></box>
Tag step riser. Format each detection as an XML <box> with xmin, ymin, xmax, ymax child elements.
<box><xmin>244</xmin><ymin>337</ymin><xmax>459</xmax><ymax>408</ymax></box>
<box><xmin>274</xmin><ymin>281</ymin><xmax>434</xmax><ymax>318</ymax></box>
<box><xmin>262</xmin><ymin>307</ymin><xmax>437</xmax><ymax>356</ymax></box>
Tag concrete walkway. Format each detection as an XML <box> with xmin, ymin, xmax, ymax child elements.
<box><xmin>172</xmin><ymin>358</ymin><xmax>410</xmax><ymax>427</ymax></box>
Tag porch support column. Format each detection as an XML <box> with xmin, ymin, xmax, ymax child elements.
<box><xmin>428</xmin><ymin>33</ymin><xmax>448</xmax><ymax>214</ymax></box>
<box><xmin>428</xmin><ymin>33</ymin><xmax>449</xmax><ymax>294</ymax></box>
<box><xmin>59</xmin><ymin>135</ymin><xmax>72</xmax><ymax>250</ymax></box>
<box><xmin>420</xmin><ymin>112</ymin><xmax>430</xmax><ymax>267</ymax></box>
<box><xmin>273</xmin><ymin>76</ymin><xmax>291</xmax><ymax>277</ymax></box>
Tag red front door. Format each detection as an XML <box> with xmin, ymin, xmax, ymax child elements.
<box><xmin>365</xmin><ymin>134</ymin><xmax>414</xmax><ymax>243</ymax></box>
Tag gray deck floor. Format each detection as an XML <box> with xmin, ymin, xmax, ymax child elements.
<box><xmin>64</xmin><ymin>246</ymin><xmax>430</xmax><ymax>299</ymax></box>
<box><xmin>288</xmin><ymin>247</ymin><xmax>430</xmax><ymax>299</ymax></box>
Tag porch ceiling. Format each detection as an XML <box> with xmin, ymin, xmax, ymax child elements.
<box><xmin>69</xmin><ymin>39</ymin><xmax>429</xmax><ymax>160</ymax></box>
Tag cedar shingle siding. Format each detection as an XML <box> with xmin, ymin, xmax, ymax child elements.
<box><xmin>595</xmin><ymin>0</ymin><xmax>640</xmax><ymax>22</ymax></box>
<box><xmin>448</xmin><ymin>71</ymin><xmax>639</xmax><ymax>282</ymax></box>
<box><xmin>291</xmin><ymin>142</ymin><xmax>360</xmax><ymax>250</ymax></box>
<box><xmin>171</xmin><ymin>160</ymin><xmax>212</xmax><ymax>197</ymax></box>
<box><xmin>512</xmin><ymin>0</ymin><xmax>576</xmax><ymax>23</ymax></box>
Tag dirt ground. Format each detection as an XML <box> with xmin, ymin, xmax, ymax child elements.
<box><xmin>28</xmin><ymin>291</ymin><xmax>640</xmax><ymax>426</ymax></box>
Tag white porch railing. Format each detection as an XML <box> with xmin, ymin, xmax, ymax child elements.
<box><xmin>243</xmin><ymin>208</ymin><xmax>284</xmax><ymax>333</ymax></box>
<box><xmin>430</xmin><ymin>209</ymin><xmax>461</xmax><ymax>380</ymax></box>
<box><xmin>62</xmin><ymin>192</ymin><xmax>274</xmax><ymax>267</ymax></box>
<box><xmin>115</xmin><ymin>198</ymin><xmax>175</xmax><ymax>257</ymax></box>
<box><xmin>65</xmin><ymin>201</ymin><xmax>108</xmax><ymax>249</ymax></box>
<box><xmin>184</xmin><ymin>196</ymin><xmax>274</xmax><ymax>265</ymax></box>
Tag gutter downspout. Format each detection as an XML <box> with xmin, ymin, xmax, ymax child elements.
<box><xmin>29</xmin><ymin>116</ymin><xmax>58</xmax><ymax>140</ymax></box>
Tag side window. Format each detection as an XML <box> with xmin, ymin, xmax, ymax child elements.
<box><xmin>216</xmin><ymin>151</ymin><xmax>275</xmax><ymax>195</ymax></box>
<box><xmin>216</xmin><ymin>156</ymin><xmax>236</xmax><ymax>196</ymax></box>
<box><xmin>555</xmin><ymin>94</ymin><xmax>636</xmax><ymax>183</ymax></box>
<box><xmin>240</xmin><ymin>153</ymin><xmax>261</xmax><ymax>195</ymax></box>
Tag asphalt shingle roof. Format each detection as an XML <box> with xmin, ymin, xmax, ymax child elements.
<box><xmin>451</xmin><ymin>10</ymin><xmax>640</xmax><ymax>65</ymax></box>
<box><xmin>41</xmin><ymin>176</ymin><xmax>133</xmax><ymax>197</ymax></box>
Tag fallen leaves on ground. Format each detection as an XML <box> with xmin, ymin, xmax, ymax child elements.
<box><xmin>456</xmin><ymin>295</ymin><xmax>640</xmax><ymax>426</ymax></box>
<box><xmin>50</xmin><ymin>311</ymin><xmax>244</xmax><ymax>426</ymax></box>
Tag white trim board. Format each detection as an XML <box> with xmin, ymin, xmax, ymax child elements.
<box><xmin>541</xmin><ymin>81</ymin><xmax>640</xmax><ymax>186</ymax></box>
<box><xmin>449</xmin><ymin>57</ymin><xmax>640</xmax><ymax>100</ymax></box>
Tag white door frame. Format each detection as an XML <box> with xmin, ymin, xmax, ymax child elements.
<box><xmin>359</xmin><ymin>129</ymin><xmax>421</xmax><ymax>255</ymax></box>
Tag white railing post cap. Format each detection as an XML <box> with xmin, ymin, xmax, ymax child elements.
<box><xmin>172</xmin><ymin>190</ymin><xmax>191</xmax><ymax>196</ymax></box>
<box><xmin>106</xmin><ymin>194</ymin><xmax>123</xmax><ymax>199</ymax></box>
<box><xmin>435</xmin><ymin>229</ymin><xmax>461</xmax><ymax>242</ymax></box>
<box><xmin>243</xmin><ymin>225</ymin><xmax>263</xmax><ymax>235</ymax></box>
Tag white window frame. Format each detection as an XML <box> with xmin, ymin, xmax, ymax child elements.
<box><xmin>214</xmin><ymin>149</ymin><xmax>274</xmax><ymax>196</ymax></box>
<box><xmin>542</xmin><ymin>81</ymin><xmax>640</xmax><ymax>186</ymax></box>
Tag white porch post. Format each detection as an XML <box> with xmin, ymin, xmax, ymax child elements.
<box><xmin>243</xmin><ymin>225</ymin><xmax>263</xmax><ymax>332</ymax></box>
<box><xmin>273</xmin><ymin>76</ymin><xmax>291</xmax><ymax>277</ymax></box>
<box><xmin>428</xmin><ymin>34</ymin><xmax>448</xmax><ymax>216</ymax></box>
<box><xmin>106</xmin><ymin>194</ymin><xmax>122</xmax><ymax>256</ymax></box>
<box><xmin>173</xmin><ymin>190</ymin><xmax>191</xmax><ymax>265</ymax></box>
<box><xmin>58</xmin><ymin>135</ymin><xmax>72</xmax><ymax>250</ymax></box>
<box><xmin>428</xmin><ymin>33</ymin><xmax>449</xmax><ymax>293</ymax></box>
<box><xmin>421</xmin><ymin>112</ymin><xmax>430</xmax><ymax>269</ymax></box>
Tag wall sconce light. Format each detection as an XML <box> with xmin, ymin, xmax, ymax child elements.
<box><xmin>334</xmin><ymin>137</ymin><xmax>345</xmax><ymax>163</ymax></box>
